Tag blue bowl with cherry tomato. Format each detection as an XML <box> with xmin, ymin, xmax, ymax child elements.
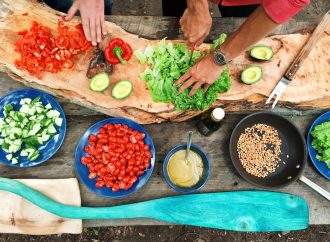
<box><xmin>75</xmin><ymin>118</ymin><xmax>155</xmax><ymax>198</ymax></box>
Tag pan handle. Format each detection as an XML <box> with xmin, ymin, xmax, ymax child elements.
<box><xmin>299</xmin><ymin>176</ymin><xmax>330</xmax><ymax>201</ymax></box>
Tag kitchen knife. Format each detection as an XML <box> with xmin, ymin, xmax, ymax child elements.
<box><xmin>266</xmin><ymin>10</ymin><xmax>330</xmax><ymax>108</ymax></box>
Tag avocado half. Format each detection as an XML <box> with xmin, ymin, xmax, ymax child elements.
<box><xmin>249</xmin><ymin>45</ymin><xmax>273</xmax><ymax>61</ymax></box>
<box><xmin>241</xmin><ymin>66</ymin><xmax>263</xmax><ymax>85</ymax></box>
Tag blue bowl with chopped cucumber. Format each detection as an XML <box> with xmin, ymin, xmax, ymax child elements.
<box><xmin>0</xmin><ymin>89</ymin><xmax>66</xmax><ymax>167</ymax></box>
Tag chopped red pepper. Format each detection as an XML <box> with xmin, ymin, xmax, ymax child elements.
<box><xmin>14</xmin><ymin>20</ymin><xmax>93</xmax><ymax>79</ymax></box>
<box><xmin>104</xmin><ymin>38</ymin><xmax>132</xmax><ymax>65</ymax></box>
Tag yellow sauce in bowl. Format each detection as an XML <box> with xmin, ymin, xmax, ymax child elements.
<box><xmin>167</xmin><ymin>150</ymin><xmax>204</xmax><ymax>188</ymax></box>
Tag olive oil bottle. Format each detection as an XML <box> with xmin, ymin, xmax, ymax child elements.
<box><xmin>196</xmin><ymin>107</ymin><xmax>225</xmax><ymax>136</ymax></box>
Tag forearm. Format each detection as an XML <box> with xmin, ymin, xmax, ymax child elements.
<box><xmin>187</xmin><ymin>0</ymin><xmax>209</xmax><ymax>13</ymax></box>
<box><xmin>220</xmin><ymin>5</ymin><xmax>279</xmax><ymax>61</ymax></box>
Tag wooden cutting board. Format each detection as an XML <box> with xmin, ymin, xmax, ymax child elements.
<box><xmin>0</xmin><ymin>178</ymin><xmax>82</xmax><ymax>235</ymax></box>
<box><xmin>0</xmin><ymin>0</ymin><xmax>329</xmax><ymax>124</ymax></box>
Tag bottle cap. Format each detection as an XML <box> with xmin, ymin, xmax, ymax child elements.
<box><xmin>211</xmin><ymin>108</ymin><xmax>225</xmax><ymax>121</ymax></box>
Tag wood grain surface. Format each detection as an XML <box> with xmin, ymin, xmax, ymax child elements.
<box><xmin>0</xmin><ymin>179</ymin><xmax>82</xmax><ymax>234</ymax></box>
<box><xmin>0</xmin><ymin>0</ymin><xmax>329</xmax><ymax>228</ymax></box>
<box><xmin>284</xmin><ymin>11</ymin><xmax>330</xmax><ymax>80</ymax></box>
<box><xmin>0</xmin><ymin>0</ymin><xmax>330</xmax><ymax>124</ymax></box>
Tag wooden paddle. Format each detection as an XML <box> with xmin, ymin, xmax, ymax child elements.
<box><xmin>0</xmin><ymin>178</ymin><xmax>308</xmax><ymax>232</ymax></box>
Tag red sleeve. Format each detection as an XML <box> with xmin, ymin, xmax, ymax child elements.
<box><xmin>263</xmin><ymin>0</ymin><xmax>310</xmax><ymax>24</ymax></box>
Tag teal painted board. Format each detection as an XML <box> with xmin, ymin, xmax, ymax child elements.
<box><xmin>0</xmin><ymin>178</ymin><xmax>309</xmax><ymax>232</ymax></box>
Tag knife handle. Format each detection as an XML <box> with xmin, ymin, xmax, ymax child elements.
<box><xmin>284</xmin><ymin>10</ymin><xmax>330</xmax><ymax>80</ymax></box>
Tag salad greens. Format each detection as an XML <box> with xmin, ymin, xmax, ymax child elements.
<box><xmin>135</xmin><ymin>34</ymin><xmax>231</xmax><ymax>110</ymax></box>
<box><xmin>311</xmin><ymin>120</ymin><xmax>330</xmax><ymax>168</ymax></box>
<box><xmin>0</xmin><ymin>97</ymin><xmax>62</xmax><ymax>164</ymax></box>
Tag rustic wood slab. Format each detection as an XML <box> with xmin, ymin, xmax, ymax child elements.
<box><xmin>0</xmin><ymin>1</ymin><xmax>329</xmax><ymax>228</ymax></box>
<box><xmin>0</xmin><ymin>179</ymin><xmax>82</xmax><ymax>234</ymax></box>
<box><xmin>0</xmin><ymin>0</ymin><xmax>329</xmax><ymax>124</ymax></box>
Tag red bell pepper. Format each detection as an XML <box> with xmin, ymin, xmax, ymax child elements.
<box><xmin>104</xmin><ymin>38</ymin><xmax>133</xmax><ymax>65</ymax></box>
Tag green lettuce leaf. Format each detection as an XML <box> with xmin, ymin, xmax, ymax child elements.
<box><xmin>137</xmin><ymin>35</ymin><xmax>231</xmax><ymax>110</ymax></box>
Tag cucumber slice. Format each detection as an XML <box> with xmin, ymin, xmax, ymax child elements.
<box><xmin>112</xmin><ymin>80</ymin><xmax>133</xmax><ymax>100</ymax></box>
<box><xmin>5</xmin><ymin>154</ymin><xmax>12</xmax><ymax>161</ymax></box>
<box><xmin>89</xmin><ymin>72</ymin><xmax>110</xmax><ymax>92</ymax></box>
<box><xmin>47</xmin><ymin>124</ymin><xmax>57</xmax><ymax>134</ymax></box>
<box><xmin>241</xmin><ymin>66</ymin><xmax>263</xmax><ymax>85</ymax></box>
<box><xmin>45</xmin><ymin>103</ymin><xmax>52</xmax><ymax>109</ymax></box>
<box><xmin>23</xmin><ymin>98</ymin><xmax>32</xmax><ymax>104</ymax></box>
<box><xmin>29</xmin><ymin>150</ymin><xmax>40</xmax><ymax>161</ymax></box>
<box><xmin>54</xmin><ymin>118</ymin><xmax>63</xmax><ymax>127</ymax></box>
<box><xmin>250</xmin><ymin>45</ymin><xmax>273</xmax><ymax>61</ymax></box>
<box><xmin>20</xmin><ymin>149</ymin><xmax>28</xmax><ymax>156</ymax></box>
<box><xmin>11</xmin><ymin>157</ymin><xmax>19</xmax><ymax>164</ymax></box>
<box><xmin>9</xmin><ymin>133</ymin><xmax>16</xmax><ymax>140</ymax></box>
<box><xmin>36</xmin><ymin>106</ymin><xmax>44</xmax><ymax>114</ymax></box>
<box><xmin>37</xmin><ymin>137</ymin><xmax>44</xmax><ymax>145</ymax></box>
<box><xmin>41</xmin><ymin>134</ymin><xmax>51</xmax><ymax>142</ymax></box>
<box><xmin>19</xmin><ymin>104</ymin><xmax>30</xmax><ymax>114</ymax></box>
<box><xmin>9</xmin><ymin>144</ymin><xmax>21</xmax><ymax>153</ymax></box>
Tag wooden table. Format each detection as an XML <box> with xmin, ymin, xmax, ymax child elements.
<box><xmin>0</xmin><ymin>16</ymin><xmax>329</xmax><ymax>228</ymax></box>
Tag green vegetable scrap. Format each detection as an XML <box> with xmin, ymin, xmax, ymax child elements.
<box><xmin>311</xmin><ymin>120</ymin><xmax>330</xmax><ymax>168</ymax></box>
<box><xmin>134</xmin><ymin>34</ymin><xmax>231</xmax><ymax>110</ymax></box>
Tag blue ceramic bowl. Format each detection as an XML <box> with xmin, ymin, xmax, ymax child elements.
<box><xmin>75</xmin><ymin>117</ymin><xmax>156</xmax><ymax>198</ymax></box>
<box><xmin>307</xmin><ymin>111</ymin><xmax>330</xmax><ymax>180</ymax></box>
<box><xmin>0</xmin><ymin>89</ymin><xmax>66</xmax><ymax>168</ymax></box>
<box><xmin>163</xmin><ymin>144</ymin><xmax>210</xmax><ymax>193</ymax></box>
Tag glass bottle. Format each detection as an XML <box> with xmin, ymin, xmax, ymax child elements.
<box><xmin>196</xmin><ymin>107</ymin><xmax>225</xmax><ymax>136</ymax></box>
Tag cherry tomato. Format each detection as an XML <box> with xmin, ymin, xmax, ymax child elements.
<box><xmin>88</xmin><ymin>172</ymin><xmax>97</xmax><ymax>179</ymax></box>
<box><xmin>95</xmin><ymin>181</ymin><xmax>105</xmax><ymax>188</ymax></box>
<box><xmin>81</xmin><ymin>123</ymin><xmax>152</xmax><ymax>192</ymax></box>
<box><xmin>89</xmin><ymin>134</ymin><xmax>97</xmax><ymax>142</ymax></box>
<box><xmin>129</xmin><ymin>135</ymin><xmax>137</xmax><ymax>143</ymax></box>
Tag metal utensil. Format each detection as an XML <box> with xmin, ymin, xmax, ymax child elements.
<box><xmin>185</xmin><ymin>131</ymin><xmax>193</xmax><ymax>161</ymax></box>
<box><xmin>266</xmin><ymin>10</ymin><xmax>330</xmax><ymax>108</ymax></box>
<box><xmin>299</xmin><ymin>176</ymin><xmax>330</xmax><ymax>201</ymax></box>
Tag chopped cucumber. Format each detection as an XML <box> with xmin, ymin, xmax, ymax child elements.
<box><xmin>45</xmin><ymin>103</ymin><xmax>52</xmax><ymax>109</ymax></box>
<box><xmin>20</xmin><ymin>149</ymin><xmax>28</xmax><ymax>156</ymax></box>
<box><xmin>11</xmin><ymin>157</ymin><xmax>19</xmax><ymax>164</ymax></box>
<box><xmin>0</xmin><ymin>96</ymin><xmax>63</xmax><ymax>163</ymax></box>
<box><xmin>41</xmin><ymin>134</ymin><xmax>50</xmax><ymax>142</ymax></box>
<box><xmin>5</xmin><ymin>154</ymin><xmax>12</xmax><ymax>161</ymax></box>
<box><xmin>48</xmin><ymin>124</ymin><xmax>57</xmax><ymax>134</ymax></box>
<box><xmin>55</xmin><ymin>118</ymin><xmax>63</xmax><ymax>127</ymax></box>
<box><xmin>23</xmin><ymin>98</ymin><xmax>32</xmax><ymax>104</ymax></box>
<box><xmin>19</xmin><ymin>104</ymin><xmax>30</xmax><ymax>114</ymax></box>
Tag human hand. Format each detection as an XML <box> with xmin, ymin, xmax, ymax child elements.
<box><xmin>65</xmin><ymin>0</ymin><xmax>107</xmax><ymax>46</ymax></box>
<box><xmin>174</xmin><ymin>53</ymin><xmax>224</xmax><ymax>96</ymax></box>
<box><xmin>179</xmin><ymin>0</ymin><xmax>212</xmax><ymax>46</ymax></box>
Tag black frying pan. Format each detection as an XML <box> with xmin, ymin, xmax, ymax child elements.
<box><xmin>230</xmin><ymin>111</ymin><xmax>306</xmax><ymax>188</ymax></box>
<box><xmin>229</xmin><ymin>112</ymin><xmax>330</xmax><ymax>200</ymax></box>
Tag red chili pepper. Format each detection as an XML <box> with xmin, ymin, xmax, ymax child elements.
<box><xmin>104</xmin><ymin>38</ymin><xmax>132</xmax><ymax>65</ymax></box>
